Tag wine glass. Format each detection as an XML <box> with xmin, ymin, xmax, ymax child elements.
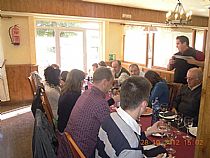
<box><xmin>160</xmin><ymin>103</ymin><xmax>168</xmax><ymax>117</ymax></box>
<box><xmin>166</xmin><ymin>130</ymin><xmax>177</xmax><ymax>154</ymax></box>
<box><xmin>174</xmin><ymin>113</ymin><xmax>183</xmax><ymax>134</ymax></box>
<box><xmin>183</xmin><ymin>117</ymin><xmax>193</xmax><ymax>140</ymax></box>
<box><xmin>158</xmin><ymin>119</ymin><xmax>168</xmax><ymax>138</ymax></box>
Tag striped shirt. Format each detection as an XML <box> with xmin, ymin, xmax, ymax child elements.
<box><xmin>96</xmin><ymin>112</ymin><xmax>144</xmax><ymax>158</ymax></box>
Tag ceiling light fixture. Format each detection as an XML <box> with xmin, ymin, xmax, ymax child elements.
<box><xmin>166</xmin><ymin>0</ymin><xmax>192</xmax><ymax>25</ymax></box>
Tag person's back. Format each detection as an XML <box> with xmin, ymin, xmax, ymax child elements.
<box><xmin>43</xmin><ymin>65</ymin><xmax>61</xmax><ymax>119</ymax></box>
<box><xmin>150</xmin><ymin>81</ymin><xmax>169</xmax><ymax>105</ymax></box>
<box><xmin>67</xmin><ymin>87</ymin><xmax>110</xmax><ymax>157</ymax></box>
<box><xmin>64</xmin><ymin>67</ymin><xmax>114</xmax><ymax>157</ymax></box>
<box><xmin>96</xmin><ymin>76</ymin><xmax>168</xmax><ymax>158</ymax></box>
<box><xmin>96</xmin><ymin>112</ymin><xmax>143</xmax><ymax>158</ymax></box>
<box><xmin>57</xmin><ymin>69</ymin><xmax>85</xmax><ymax>133</ymax></box>
<box><xmin>145</xmin><ymin>70</ymin><xmax>169</xmax><ymax>105</ymax></box>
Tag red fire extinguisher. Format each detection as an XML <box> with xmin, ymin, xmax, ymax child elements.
<box><xmin>9</xmin><ymin>25</ymin><xmax>20</xmax><ymax>45</ymax></box>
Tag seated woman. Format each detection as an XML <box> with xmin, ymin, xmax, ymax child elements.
<box><xmin>44</xmin><ymin>65</ymin><xmax>61</xmax><ymax>119</ymax></box>
<box><xmin>60</xmin><ymin>71</ymin><xmax>68</xmax><ymax>88</ymax></box>
<box><xmin>145</xmin><ymin>70</ymin><xmax>169</xmax><ymax>105</ymax></box>
<box><xmin>57</xmin><ymin>69</ymin><xmax>85</xmax><ymax>133</ymax></box>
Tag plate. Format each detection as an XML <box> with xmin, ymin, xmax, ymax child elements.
<box><xmin>189</xmin><ymin>127</ymin><xmax>197</xmax><ymax>137</ymax></box>
<box><xmin>147</xmin><ymin>127</ymin><xmax>166</xmax><ymax>137</ymax></box>
<box><xmin>142</xmin><ymin>107</ymin><xmax>152</xmax><ymax>116</ymax></box>
<box><xmin>159</xmin><ymin>112</ymin><xmax>177</xmax><ymax>120</ymax></box>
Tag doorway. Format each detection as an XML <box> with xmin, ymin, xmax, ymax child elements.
<box><xmin>35</xmin><ymin>19</ymin><xmax>101</xmax><ymax>77</ymax></box>
<box><xmin>57</xmin><ymin>30</ymin><xmax>86</xmax><ymax>71</ymax></box>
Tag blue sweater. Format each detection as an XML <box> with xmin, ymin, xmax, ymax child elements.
<box><xmin>149</xmin><ymin>81</ymin><xmax>169</xmax><ymax>105</ymax></box>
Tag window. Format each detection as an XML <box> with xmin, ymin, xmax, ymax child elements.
<box><xmin>124</xmin><ymin>26</ymin><xmax>147</xmax><ymax>65</ymax></box>
<box><xmin>195</xmin><ymin>30</ymin><xmax>204</xmax><ymax>52</ymax></box>
<box><xmin>35</xmin><ymin>19</ymin><xmax>102</xmax><ymax>76</ymax></box>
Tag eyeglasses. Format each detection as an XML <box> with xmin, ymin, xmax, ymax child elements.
<box><xmin>185</xmin><ymin>77</ymin><xmax>198</xmax><ymax>81</ymax></box>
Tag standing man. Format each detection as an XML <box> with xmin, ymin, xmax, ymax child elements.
<box><xmin>111</xmin><ymin>60</ymin><xmax>130</xmax><ymax>78</ymax></box>
<box><xmin>64</xmin><ymin>67</ymin><xmax>114</xmax><ymax>158</ymax></box>
<box><xmin>172</xmin><ymin>68</ymin><xmax>203</xmax><ymax>126</ymax></box>
<box><xmin>167</xmin><ymin>35</ymin><xmax>204</xmax><ymax>84</ymax></box>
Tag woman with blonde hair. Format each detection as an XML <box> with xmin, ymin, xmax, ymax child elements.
<box><xmin>57</xmin><ymin>69</ymin><xmax>85</xmax><ymax>133</ymax></box>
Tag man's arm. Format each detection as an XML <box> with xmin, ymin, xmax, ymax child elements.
<box><xmin>186</xmin><ymin>58</ymin><xmax>204</xmax><ymax>68</ymax></box>
<box><xmin>167</xmin><ymin>58</ymin><xmax>175</xmax><ymax>71</ymax></box>
<box><xmin>186</xmin><ymin>51</ymin><xmax>205</xmax><ymax>68</ymax></box>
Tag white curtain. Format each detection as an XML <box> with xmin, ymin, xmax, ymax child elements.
<box><xmin>0</xmin><ymin>18</ymin><xmax>10</xmax><ymax>101</ymax></box>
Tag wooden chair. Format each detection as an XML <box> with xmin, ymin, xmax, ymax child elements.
<box><xmin>167</xmin><ymin>82</ymin><xmax>182</xmax><ymax>108</ymax></box>
<box><xmin>39</xmin><ymin>86</ymin><xmax>55</xmax><ymax>127</ymax></box>
<box><xmin>28</xmin><ymin>71</ymin><xmax>42</xmax><ymax>96</ymax></box>
<box><xmin>28</xmin><ymin>75</ymin><xmax>37</xmax><ymax>96</ymax></box>
<box><xmin>64</xmin><ymin>132</ymin><xmax>86</xmax><ymax>158</ymax></box>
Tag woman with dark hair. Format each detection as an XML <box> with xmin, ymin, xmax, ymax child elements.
<box><xmin>98</xmin><ymin>61</ymin><xmax>107</xmax><ymax>67</ymax></box>
<box><xmin>44</xmin><ymin>65</ymin><xmax>61</xmax><ymax>119</ymax></box>
<box><xmin>144</xmin><ymin>70</ymin><xmax>169</xmax><ymax>105</ymax></box>
<box><xmin>60</xmin><ymin>71</ymin><xmax>68</xmax><ymax>88</ymax></box>
<box><xmin>57</xmin><ymin>69</ymin><xmax>85</xmax><ymax>133</ymax></box>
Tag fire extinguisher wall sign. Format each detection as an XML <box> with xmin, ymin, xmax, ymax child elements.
<box><xmin>9</xmin><ymin>25</ymin><xmax>20</xmax><ymax>45</ymax></box>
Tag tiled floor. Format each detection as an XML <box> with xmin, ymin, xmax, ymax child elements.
<box><xmin>0</xmin><ymin>109</ymin><xmax>34</xmax><ymax>158</ymax></box>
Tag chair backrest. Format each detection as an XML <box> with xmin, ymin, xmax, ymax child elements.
<box><xmin>28</xmin><ymin>71</ymin><xmax>42</xmax><ymax>96</ymax></box>
<box><xmin>64</xmin><ymin>132</ymin><xmax>86</xmax><ymax>158</ymax></box>
<box><xmin>28</xmin><ymin>75</ymin><xmax>36</xmax><ymax>96</ymax></box>
<box><xmin>167</xmin><ymin>82</ymin><xmax>182</xmax><ymax>108</ymax></box>
<box><xmin>40</xmin><ymin>86</ymin><xmax>54</xmax><ymax>126</ymax></box>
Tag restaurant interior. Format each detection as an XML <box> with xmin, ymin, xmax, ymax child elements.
<box><xmin>0</xmin><ymin>0</ymin><xmax>210</xmax><ymax>158</ymax></box>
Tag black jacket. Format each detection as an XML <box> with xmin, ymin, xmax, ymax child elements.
<box><xmin>32</xmin><ymin>109</ymin><xmax>58</xmax><ymax>158</ymax></box>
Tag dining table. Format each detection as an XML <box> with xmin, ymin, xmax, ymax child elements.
<box><xmin>140</xmin><ymin>115</ymin><xmax>199</xmax><ymax>158</ymax></box>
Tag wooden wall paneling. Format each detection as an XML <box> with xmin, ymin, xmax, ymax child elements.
<box><xmin>6</xmin><ymin>65</ymin><xmax>20</xmax><ymax>102</ymax></box>
<box><xmin>5</xmin><ymin>64</ymin><xmax>38</xmax><ymax>104</ymax></box>
<box><xmin>203</xmin><ymin>30</ymin><xmax>208</xmax><ymax>53</ymax></box>
<box><xmin>0</xmin><ymin>0</ymin><xmax>208</xmax><ymax>27</ymax></box>
<box><xmin>122</xmin><ymin>34</ymin><xmax>125</xmax><ymax>61</ymax></box>
<box><xmin>192</xmin><ymin>29</ymin><xmax>196</xmax><ymax>49</ymax></box>
<box><xmin>146</xmin><ymin>33</ymin><xmax>149</xmax><ymax>67</ymax></box>
<box><xmin>195</xmin><ymin>9</ymin><xmax>210</xmax><ymax>158</ymax></box>
<box><xmin>94</xmin><ymin>3</ymin><xmax>105</xmax><ymax>18</ymax></box>
<box><xmin>63</xmin><ymin>0</ymin><xmax>80</xmax><ymax>17</ymax></box>
<box><xmin>104</xmin><ymin>5</ymin><xmax>123</xmax><ymax>20</ymax></box>
<box><xmin>75</xmin><ymin>2</ymin><xmax>95</xmax><ymax>17</ymax></box>
<box><xmin>191</xmin><ymin>15</ymin><xmax>209</xmax><ymax>27</ymax></box>
<box><xmin>151</xmin><ymin>33</ymin><xmax>155</xmax><ymax>67</ymax></box>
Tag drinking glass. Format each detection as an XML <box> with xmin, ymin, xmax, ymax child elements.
<box><xmin>166</xmin><ymin>130</ymin><xmax>177</xmax><ymax>154</ymax></box>
<box><xmin>183</xmin><ymin>117</ymin><xmax>193</xmax><ymax>140</ymax></box>
<box><xmin>174</xmin><ymin>113</ymin><xmax>183</xmax><ymax>134</ymax></box>
<box><xmin>160</xmin><ymin>103</ymin><xmax>168</xmax><ymax>117</ymax></box>
<box><xmin>158</xmin><ymin>119</ymin><xmax>168</xmax><ymax>138</ymax></box>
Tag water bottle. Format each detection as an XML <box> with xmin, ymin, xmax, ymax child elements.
<box><xmin>151</xmin><ymin>97</ymin><xmax>160</xmax><ymax>125</ymax></box>
<box><xmin>84</xmin><ymin>81</ymin><xmax>88</xmax><ymax>90</ymax></box>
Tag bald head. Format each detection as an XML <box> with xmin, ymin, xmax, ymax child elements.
<box><xmin>186</xmin><ymin>68</ymin><xmax>203</xmax><ymax>89</ymax></box>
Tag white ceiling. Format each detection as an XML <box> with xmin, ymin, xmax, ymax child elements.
<box><xmin>83</xmin><ymin>0</ymin><xmax>210</xmax><ymax>17</ymax></box>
